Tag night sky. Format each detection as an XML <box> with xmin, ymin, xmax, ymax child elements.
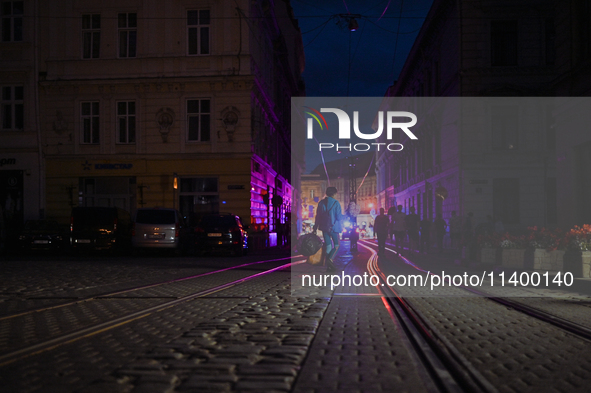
<box><xmin>291</xmin><ymin>0</ymin><xmax>434</xmax><ymax>97</ymax></box>
<box><xmin>290</xmin><ymin>0</ymin><xmax>434</xmax><ymax>173</ymax></box>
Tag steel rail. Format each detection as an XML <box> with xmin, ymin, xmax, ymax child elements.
<box><xmin>359</xmin><ymin>241</ymin><xmax>498</xmax><ymax>393</ymax></box>
<box><xmin>0</xmin><ymin>260</ymin><xmax>302</xmax><ymax>367</ymax></box>
<box><xmin>0</xmin><ymin>255</ymin><xmax>300</xmax><ymax>321</ymax></box>
<box><xmin>367</xmin><ymin>239</ymin><xmax>591</xmax><ymax>344</ymax></box>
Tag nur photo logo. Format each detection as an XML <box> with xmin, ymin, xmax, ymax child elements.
<box><xmin>304</xmin><ymin>106</ymin><xmax>418</xmax><ymax>152</ymax></box>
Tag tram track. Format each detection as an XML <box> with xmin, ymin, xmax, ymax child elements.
<box><xmin>358</xmin><ymin>241</ymin><xmax>497</xmax><ymax>393</ymax></box>
<box><xmin>377</xmin><ymin>242</ymin><xmax>591</xmax><ymax>343</ymax></box>
<box><xmin>0</xmin><ymin>257</ymin><xmax>304</xmax><ymax>367</ymax></box>
<box><xmin>0</xmin><ymin>255</ymin><xmax>298</xmax><ymax>321</ymax></box>
<box><xmin>351</xmin><ymin>238</ymin><xmax>591</xmax><ymax>393</ymax></box>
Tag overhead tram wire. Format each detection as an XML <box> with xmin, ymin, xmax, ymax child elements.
<box><xmin>356</xmin><ymin>154</ymin><xmax>375</xmax><ymax>196</ymax></box>
<box><xmin>303</xmin><ymin>16</ymin><xmax>335</xmax><ymax>48</ymax></box>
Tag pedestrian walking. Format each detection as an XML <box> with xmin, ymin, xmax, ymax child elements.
<box><xmin>405</xmin><ymin>206</ymin><xmax>420</xmax><ymax>252</ymax></box>
<box><xmin>390</xmin><ymin>205</ymin><xmax>407</xmax><ymax>251</ymax></box>
<box><xmin>313</xmin><ymin>186</ymin><xmax>343</xmax><ymax>272</ymax></box>
<box><xmin>433</xmin><ymin>214</ymin><xmax>447</xmax><ymax>253</ymax></box>
<box><xmin>374</xmin><ymin>208</ymin><xmax>390</xmax><ymax>255</ymax></box>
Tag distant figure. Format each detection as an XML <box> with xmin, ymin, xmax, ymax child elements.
<box><xmin>433</xmin><ymin>214</ymin><xmax>447</xmax><ymax>253</ymax></box>
<box><xmin>313</xmin><ymin>186</ymin><xmax>343</xmax><ymax>272</ymax></box>
<box><xmin>390</xmin><ymin>205</ymin><xmax>407</xmax><ymax>251</ymax></box>
<box><xmin>374</xmin><ymin>208</ymin><xmax>390</xmax><ymax>255</ymax></box>
<box><xmin>449</xmin><ymin>210</ymin><xmax>462</xmax><ymax>250</ymax></box>
<box><xmin>405</xmin><ymin>207</ymin><xmax>420</xmax><ymax>252</ymax></box>
<box><xmin>419</xmin><ymin>216</ymin><xmax>432</xmax><ymax>253</ymax></box>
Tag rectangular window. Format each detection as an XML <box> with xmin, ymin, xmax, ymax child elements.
<box><xmin>179</xmin><ymin>177</ymin><xmax>219</xmax><ymax>222</ymax></box>
<box><xmin>491</xmin><ymin>20</ymin><xmax>518</xmax><ymax>66</ymax></box>
<box><xmin>81</xmin><ymin>101</ymin><xmax>100</xmax><ymax>144</ymax></box>
<box><xmin>1</xmin><ymin>86</ymin><xmax>23</xmax><ymax>130</ymax></box>
<box><xmin>118</xmin><ymin>13</ymin><xmax>137</xmax><ymax>58</ymax></box>
<box><xmin>187</xmin><ymin>99</ymin><xmax>210</xmax><ymax>142</ymax></box>
<box><xmin>187</xmin><ymin>10</ymin><xmax>210</xmax><ymax>55</ymax></box>
<box><xmin>82</xmin><ymin>14</ymin><xmax>101</xmax><ymax>59</ymax></box>
<box><xmin>493</xmin><ymin>178</ymin><xmax>520</xmax><ymax>224</ymax></box>
<box><xmin>577</xmin><ymin>0</ymin><xmax>591</xmax><ymax>61</ymax></box>
<box><xmin>1</xmin><ymin>1</ymin><xmax>22</xmax><ymax>42</ymax></box>
<box><xmin>491</xmin><ymin>105</ymin><xmax>518</xmax><ymax>150</ymax></box>
<box><xmin>117</xmin><ymin>101</ymin><xmax>135</xmax><ymax>143</ymax></box>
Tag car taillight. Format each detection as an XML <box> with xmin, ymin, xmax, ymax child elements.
<box><xmin>131</xmin><ymin>222</ymin><xmax>135</xmax><ymax>236</ymax></box>
<box><xmin>70</xmin><ymin>216</ymin><xmax>73</xmax><ymax>232</ymax></box>
<box><xmin>175</xmin><ymin>223</ymin><xmax>179</xmax><ymax>237</ymax></box>
<box><xmin>114</xmin><ymin>218</ymin><xmax>118</xmax><ymax>231</ymax></box>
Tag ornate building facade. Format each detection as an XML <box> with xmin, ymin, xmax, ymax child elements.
<box><xmin>1</xmin><ymin>0</ymin><xmax>305</xmax><ymax>247</ymax></box>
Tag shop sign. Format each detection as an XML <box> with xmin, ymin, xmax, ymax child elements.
<box><xmin>0</xmin><ymin>158</ymin><xmax>16</xmax><ymax>167</ymax></box>
<box><xmin>82</xmin><ymin>160</ymin><xmax>133</xmax><ymax>170</ymax></box>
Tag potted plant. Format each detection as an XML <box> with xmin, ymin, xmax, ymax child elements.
<box><xmin>563</xmin><ymin>225</ymin><xmax>591</xmax><ymax>278</ymax></box>
<box><xmin>525</xmin><ymin>226</ymin><xmax>566</xmax><ymax>271</ymax></box>
<box><xmin>500</xmin><ymin>233</ymin><xmax>528</xmax><ymax>269</ymax></box>
<box><xmin>476</xmin><ymin>232</ymin><xmax>502</xmax><ymax>265</ymax></box>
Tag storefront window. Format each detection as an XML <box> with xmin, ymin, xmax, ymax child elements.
<box><xmin>179</xmin><ymin>177</ymin><xmax>218</xmax><ymax>224</ymax></box>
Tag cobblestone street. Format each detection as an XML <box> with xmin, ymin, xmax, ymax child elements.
<box><xmin>1</xmin><ymin>243</ymin><xmax>591</xmax><ymax>392</ymax></box>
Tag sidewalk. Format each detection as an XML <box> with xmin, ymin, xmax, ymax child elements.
<box><xmin>382</xmin><ymin>238</ymin><xmax>591</xmax><ymax>295</ymax></box>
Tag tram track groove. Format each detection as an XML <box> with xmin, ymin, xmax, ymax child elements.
<box><xmin>0</xmin><ymin>255</ymin><xmax>298</xmax><ymax>321</ymax></box>
<box><xmin>359</xmin><ymin>242</ymin><xmax>497</xmax><ymax>393</ymax></box>
<box><xmin>382</xmin><ymin>242</ymin><xmax>591</xmax><ymax>342</ymax></box>
<box><xmin>0</xmin><ymin>259</ymin><xmax>304</xmax><ymax>367</ymax></box>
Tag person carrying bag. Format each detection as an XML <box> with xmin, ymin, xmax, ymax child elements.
<box><xmin>313</xmin><ymin>186</ymin><xmax>343</xmax><ymax>272</ymax></box>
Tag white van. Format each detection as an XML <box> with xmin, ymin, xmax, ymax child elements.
<box><xmin>132</xmin><ymin>208</ymin><xmax>183</xmax><ymax>253</ymax></box>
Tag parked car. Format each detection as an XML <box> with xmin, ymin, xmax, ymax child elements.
<box><xmin>18</xmin><ymin>220</ymin><xmax>68</xmax><ymax>253</ymax></box>
<box><xmin>193</xmin><ymin>213</ymin><xmax>248</xmax><ymax>256</ymax></box>
<box><xmin>132</xmin><ymin>207</ymin><xmax>184</xmax><ymax>254</ymax></box>
<box><xmin>70</xmin><ymin>207</ymin><xmax>132</xmax><ymax>253</ymax></box>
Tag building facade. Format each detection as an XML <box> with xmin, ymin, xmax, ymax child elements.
<box><xmin>552</xmin><ymin>0</ymin><xmax>591</xmax><ymax>229</ymax></box>
<box><xmin>0</xmin><ymin>0</ymin><xmax>41</xmax><ymax>249</ymax></box>
<box><xmin>1</xmin><ymin>0</ymin><xmax>305</xmax><ymax>247</ymax></box>
<box><xmin>376</xmin><ymin>0</ymin><xmax>560</xmax><ymax>233</ymax></box>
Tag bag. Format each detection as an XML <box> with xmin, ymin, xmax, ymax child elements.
<box><xmin>307</xmin><ymin>246</ymin><xmax>324</xmax><ymax>265</ymax></box>
<box><xmin>297</xmin><ymin>233</ymin><xmax>323</xmax><ymax>257</ymax></box>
